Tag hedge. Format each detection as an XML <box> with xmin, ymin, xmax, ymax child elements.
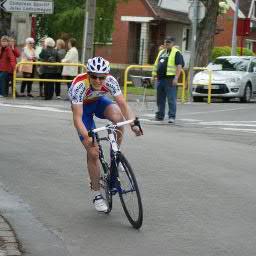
<box><xmin>211</xmin><ymin>46</ymin><xmax>255</xmax><ymax>61</ymax></box>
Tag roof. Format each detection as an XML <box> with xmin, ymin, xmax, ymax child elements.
<box><xmin>237</xmin><ymin>0</ymin><xmax>252</xmax><ymax>17</ymax></box>
<box><xmin>145</xmin><ymin>0</ymin><xmax>191</xmax><ymax>24</ymax></box>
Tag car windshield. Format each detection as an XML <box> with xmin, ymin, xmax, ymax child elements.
<box><xmin>209</xmin><ymin>57</ymin><xmax>250</xmax><ymax>71</ymax></box>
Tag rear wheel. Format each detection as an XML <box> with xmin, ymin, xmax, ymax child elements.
<box><xmin>117</xmin><ymin>153</ymin><xmax>143</xmax><ymax>229</ymax></box>
<box><xmin>100</xmin><ymin>162</ymin><xmax>112</xmax><ymax>214</ymax></box>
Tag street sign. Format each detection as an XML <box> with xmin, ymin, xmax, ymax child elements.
<box><xmin>188</xmin><ymin>1</ymin><xmax>206</xmax><ymax>23</ymax></box>
<box><xmin>0</xmin><ymin>0</ymin><xmax>53</xmax><ymax>14</ymax></box>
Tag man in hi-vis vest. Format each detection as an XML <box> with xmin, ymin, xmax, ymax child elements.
<box><xmin>152</xmin><ymin>37</ymin><xmax>184</xmax><ymax>123</ymax></box>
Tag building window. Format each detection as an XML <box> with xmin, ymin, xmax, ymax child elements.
<box><xmin>185</xmin><ymin>29</ymin><xmax>190</xmax><ymax>51</ymax></box>
<box><xmin>246</xmin><ymin>40</ymin><xmax>253</xmax><ymax>50</ymax></box>
<box><xmin>182</xmin><ymin>27</ymin><xmax>190</xmax><ymax>51</ymax></box>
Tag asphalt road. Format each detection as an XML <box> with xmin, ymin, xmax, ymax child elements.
<box><xmin>0</xmin><ymin>98</ymin><xmax>256</xmax><ymax>256</ymax></box>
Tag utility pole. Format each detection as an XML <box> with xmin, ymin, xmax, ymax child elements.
<box><xmin>82</xmin><ymin>0</ymin><xmax>96</xmax><ymax>64</ymax></box>
<box><xmin>231</xmin><ymin>0</ymin><xmax>239</xmax><ymax>55</ymax></box>
<box><xmin>188</xmin><ymin>0</ymin><xmax>199</xmax><ymax>101</ymax></box>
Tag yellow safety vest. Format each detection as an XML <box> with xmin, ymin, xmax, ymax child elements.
<box><xmin>152</xmin><ymin>47</ymin><xmax>179</xmax><ymax>76</ymax></box>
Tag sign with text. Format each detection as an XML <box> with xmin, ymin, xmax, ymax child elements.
<box><xmin>0</xmin><ymin>0</ymin><xmax>53</xmax><ymax>14</ymax></box>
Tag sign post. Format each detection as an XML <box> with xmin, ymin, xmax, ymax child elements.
<box><xmin>188</xmin><ymin>0</ymin><xmax>205</xmax><ymax>102</ymax></box>
<box><xmin>0</xmin><ymin>0</ymin><xmax>53</xmax><ymax>14</ymax></box>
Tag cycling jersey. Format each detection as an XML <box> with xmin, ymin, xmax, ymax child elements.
<box><xmin>68</xmin><ymin>73</ymin><xmax>122</xmax><ymax>104</ymax></box>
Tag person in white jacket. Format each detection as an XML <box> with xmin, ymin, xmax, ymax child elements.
<box><xmin>62</xmin><ymin>38</ymin><xmax>79</xmax><ymax>89</ymax></box>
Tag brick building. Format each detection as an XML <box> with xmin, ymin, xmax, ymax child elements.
<box><xmin>95</xmin><ymin>0</ymin><xmax>191</xmax><ymax>65</ymax></box>
<box><xmin>215</xmin><ymin>0</ymin><xmax>256</xmax><ymax>52</ymax></box>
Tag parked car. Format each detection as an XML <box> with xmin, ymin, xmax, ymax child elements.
<box><xmin>192</xmin><ymin>56</ymin><xmax>256</xmax><ymax>102</ymax></box>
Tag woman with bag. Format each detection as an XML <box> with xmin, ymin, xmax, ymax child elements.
<box><xmin>19</xmin><ymin>37</ymin><xmax>36</xmax><ymax>97</ymax></box>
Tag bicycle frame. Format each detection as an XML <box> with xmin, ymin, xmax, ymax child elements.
<box><xmin>91</xmin><ymin>120</ymin><xmax>133</xmax><ymax>195</ymax></box>
<box><xmin>89</xmin><ymin>119</ymin><xmax>142</xmax><ymax>195</ymax></box>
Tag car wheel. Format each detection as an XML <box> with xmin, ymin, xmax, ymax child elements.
<box><xmin>240</xmin><ymin>84</ymin><xmax>252</xmax><ymax>103</ymax></box>
<box><xmin>193</xmin><ymin>97</ymin><xmax>204</xmax><ymax>102</ymax></box>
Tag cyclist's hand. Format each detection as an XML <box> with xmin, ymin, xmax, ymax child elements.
<box><xmin>131</xmin><ymin>125</ymin><xmax>142</xmax><ymax>136</ymax></box>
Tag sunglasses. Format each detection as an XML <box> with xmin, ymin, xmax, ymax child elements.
<box><xmin>90</xmin><ymin>75</ymin><xmax>106</xmax><ymax>80</ymax></box>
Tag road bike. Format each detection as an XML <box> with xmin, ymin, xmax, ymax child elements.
<box><xmin>89</xmin><ymin>118</ymin><xmax>143</xmax><ymax>229</ymax></box>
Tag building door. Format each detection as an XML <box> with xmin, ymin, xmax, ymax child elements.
<box><xmin>148</xmin><ymin>22</ymin><xmax>166</xmax><ymax>64</ymax></box>
<box><xmin>128</xmin><ymin>22</ymin><xmax>141</xmax><ymax>64</ymax></box>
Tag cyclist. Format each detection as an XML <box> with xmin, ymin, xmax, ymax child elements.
<box><xmin>69</xmin><ymin>56</ymin><xmax>142</xmax><ymax>212</ymax></box>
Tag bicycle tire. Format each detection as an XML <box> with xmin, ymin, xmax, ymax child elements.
<box><xmin>117</xmin><ymin>153</ymin><xmax>143</xmax><ymax>229</ymax></box>
<box><xmin>100</xmin><ymin>162</ymin><xmax>112</xmax><ymax>213</ymax></box>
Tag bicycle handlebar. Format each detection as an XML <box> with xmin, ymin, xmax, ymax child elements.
<box><xmin>89</xmin><ymin>117</ymin><xmax>143</xmax><ymax>135</ymax></box>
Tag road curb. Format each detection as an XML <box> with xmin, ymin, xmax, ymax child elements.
<box><xmin>0</xmin><ymin>215</ymin><xmax>22</xmax><ymax>256</ymax></box>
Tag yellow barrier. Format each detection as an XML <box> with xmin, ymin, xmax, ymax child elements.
<box><xmin>124</xmin><ymin>65</ymin><xmax>186</xmax><ymax>102</ymax></box>
<box><xmin>187</xmin><ymin>67</ymin><xmax>213</xmax><ymax>104</ymax></box>
<box><xmin>13</xmin><ymin>61</ymin><xmax>87</xmax><ymax>99</ymax></box>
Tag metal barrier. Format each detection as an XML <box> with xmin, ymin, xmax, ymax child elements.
<box><xmin>124</xmin><ymin>65</ymin><xmax>186</xmax><ymax>103</ymax></box>
<box><xmin>13</xmin><ymin>61</ymin><xmax>87</xmax><ymax>99</ymax></box>
<box><xmin>187</xmin><ymin>67</ymin><xmax>213</xmax><ymax>104</ymax></box>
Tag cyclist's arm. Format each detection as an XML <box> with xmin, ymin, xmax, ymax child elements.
<box><xmin>71</xmin><ymin>104</ymin><xmax>90</xmax><ymax>142</ymax></box>
<box><xmin>115</xmin><ymin>94</ymin><xmax>135</xmax><ymax>122</ymax></box>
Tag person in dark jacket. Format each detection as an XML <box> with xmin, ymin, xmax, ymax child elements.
<box><xmin>39</xmin><ymin>37</ymin><xmax>59</xmax><ymax>100</ymax></box>
<box><xmin>0</xmin><ymin>36</ymin><xmax>16</xmax><ymax>97</ymax></box>
<box><xmin>55</xmin><ymin>39</ymin><xmax>66</xmax><ymax>99</ymax></box>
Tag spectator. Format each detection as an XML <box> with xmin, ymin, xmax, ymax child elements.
<box><xmin>19</xmin><ymin>37</ymin><xmax>36</xmax><ymax>97</ymax></box>
<box><xmin>39</xmin><ymin>37</ymin><xmax>59</xmax><ymax>100</ymax></box>
<box><xmin>152</xmin><ymin>37</ymin><xmax>184</xmax><ymax>123</ymax></box>
<box><xmin>62</xmin><ymin>38</ymin><xmax>79</xmax><ymax>90</ymax></box>
<box><xmin>55</xmin><ymin>39</ymin><xmax>66</xmax><ymax>99</ymax></box>
<box><xmin>8</xmin><ymin>37</ymin><xmax>20</xmax><ymax>97</ymax></box>
<box><xmin>36</xmin><ymin>36</ymin><xmax>47</xmax><ymax>97</ymax></box>
<box><xmin>158</xmin><ymin>44</ymin><xmax>165</xmax><ymax>51</ymax></box>
<box><xmin>0</xmin><ymin>36</ymin><xmax>16</xmax><ymax>97</ymax></box>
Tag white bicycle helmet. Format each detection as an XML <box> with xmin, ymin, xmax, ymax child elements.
<box><xmin>87</xmin><ymin>56</ymin><xmax>110</xmax><ymax>74</ymax></box>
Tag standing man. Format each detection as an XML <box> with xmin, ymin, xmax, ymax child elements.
<box><xmin>152</xmin><ymin>37</ymin><xmax>184</xmax><ymax>123</ymax></box>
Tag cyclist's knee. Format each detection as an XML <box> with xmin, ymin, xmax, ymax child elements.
<box><xmin>86</xmin><ymin>148</ymin><xmax>99</xmax><ymax>161</ymax></box>
<box><xmin>111</xmin><ymin>110</ymin><xmax>124</xmax><ymax>123</ymax></box>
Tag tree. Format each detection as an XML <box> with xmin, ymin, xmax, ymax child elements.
<box><xmin>37</xmin><ymin>0</ymin><xmax>126</xmax><ymax>47</ymax></box>
<box><xmin>195</xmin><ymin>0</ymin><xmax>229</xmax><ymax>66</ymax></box>
<box><xmin>0</xmin><ymin>9</ymin><xmax>11</xmax><ymax>36</ymax></box>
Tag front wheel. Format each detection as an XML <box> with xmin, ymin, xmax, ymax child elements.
<box><xmin>240</xmin><ymin>84</ymin><xmax>252</xmax><ymax>103</ymax></box>
<box><xmin>117</xmin><ymin>153</ymin><xmax>143</xmax><ymax>229</ymax></box>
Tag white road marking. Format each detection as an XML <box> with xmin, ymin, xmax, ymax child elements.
<box><xmin>179</xmin><ymin>106</ymin><xmax>255</xmax><ymax>116</ymax></box>
<box><xmin>221</xmin><ymin>128</ymin><xmax>256</xmax><ymax>133</ymax></box>
<box><xmin>0</xmin><ymin>103</ymin><xmax>71</xmax><ymax>113</ymax></box>
<box><xmin>198</xmin><ymin>121</ymin><xmax>256</xmax><ymax>127</ymax></box>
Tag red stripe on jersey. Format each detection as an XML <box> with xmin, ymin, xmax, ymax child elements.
<box><xmin>101</xmin><ymin>85</ymin><xmax>110</xmax><ymax>93</ymax></box>
<box><xmin>72</xmin><ymin>73</ymin><xmax>88</xmax><ymax>85</ymax></box>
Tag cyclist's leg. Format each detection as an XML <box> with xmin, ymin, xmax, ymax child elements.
<box><xmin>95</xmin><ymin>96</ymin><xmax>124</xmax><ymax>145</ymax></box>
<box><xmin>79</xmin><ymin>104</ymin><xmax>101</xmax><ymax>191</ymax></box>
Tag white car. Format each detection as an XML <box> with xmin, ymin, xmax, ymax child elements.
<box><xmin>192</xmin><ymin>56</ymin><xmax>256</xmax><ymax>102</ymax></box>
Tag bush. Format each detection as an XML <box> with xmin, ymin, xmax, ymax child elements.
<box><xmin>211</xmin><ymin>46</ymin><xmax>255</xmax><ymax>61</ymax></box>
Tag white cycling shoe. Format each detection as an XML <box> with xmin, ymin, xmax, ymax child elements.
<box><xmin>93</xmin><ymin>195</ymin><xmax>108</xmax><ymax>212</ymax></box>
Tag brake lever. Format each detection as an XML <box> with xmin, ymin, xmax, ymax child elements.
<box><xmin>133</xmin><ymin>117</ymin><xmax>143</xmax><ymax>135</ymax></box>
